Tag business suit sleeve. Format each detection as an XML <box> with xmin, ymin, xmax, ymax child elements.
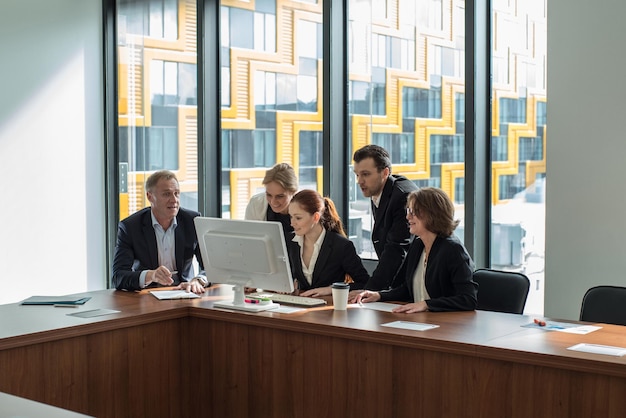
<box><xmin>367</xmin><ymin>192</ymin><xmax>413</xmax><ymax>291</ymax></box>
<box><xmin>339</xmin><ymin>239</ymin><xmax>370</xmax><ymax>290</ymax></box>
<box><xmin>175</xmin><ymin>209</ymin><xmax>205</xmax><ymax>282</ymax></box>
<box><xmin>287</xmin><ymin>240</ymin><xmax>306</xmax><ymax>290</ymax></box>
<box><xmin>194</xmin><ymin>231</ymin><xmax>205</xmax><ymax>275</ymax></box>
<box><xmin>425</xmin><ymin>244</ymin><xmax>477</xmax><ymax>312</ymax></box>
<box><xmin>191</xmin><ymin>212</ymin><xmax>205</xmax><ymax>276</ymax></box>
<box><xmin>111</xmin><ymin>220</ymin><xmax>145</xmax><ymax>291</ymax></box>
<box><xmin>378</xmin><ymin>247</ymin><xmax>412</xmax><ymax>302</ymax></box>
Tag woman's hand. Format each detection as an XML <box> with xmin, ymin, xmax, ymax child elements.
<box><xmin>299</xmin><ymin>286</ymin><xmax>331</xmax><ymax>297</ymax></box>
<box><xmin>348</xmin><ymin>289</ymin><xmax>362</xmax><ymax>303</ymax></box>
<box><xmin>355</xmin><ymin>290</ymin><xmax>381</xmax><ymax>304</ymax></box>
<box><xmin>391</xmin><ymin>301</ymin><xmax>428</xmax><ymax>313</ymax></box>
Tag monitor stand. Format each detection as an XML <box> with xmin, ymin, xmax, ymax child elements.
<box><xmin>214</xmin><ymin>284</ymin><xmax>279</xmax><ymax>313</ymax></box>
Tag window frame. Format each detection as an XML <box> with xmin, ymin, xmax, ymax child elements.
<box><xmin>104</xmin><ymin>0</ymin><xmax>494</xmax><ymax>288</ymax></box>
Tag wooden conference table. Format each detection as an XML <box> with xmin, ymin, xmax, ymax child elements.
<box><xmin>1</xmin><ymin>285</ymin><xmax>626</xmax><ymax>418</ymax></box>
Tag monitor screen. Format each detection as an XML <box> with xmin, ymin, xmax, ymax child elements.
<box><xmin>194</xmin><ymin>217</ymin><xmax>294</xmax><ymax>312</ymax></box>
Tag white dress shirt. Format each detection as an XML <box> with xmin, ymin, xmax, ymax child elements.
<box><xmin>139</xmin><ymin>212</ymin><xmax>178</xmax><ymax>288</ymax></box>
<box><xmin>411</xmin><ymin>251</ymin><xmax>430</xmax><ymax>302</ymax></box>
<box><xmin>292</xmin><ymin>228</ymin><xmax>326</xmax><ymax>286</ymax></box>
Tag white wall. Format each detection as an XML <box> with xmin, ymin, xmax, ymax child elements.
<box><xmin>546</xmin><ymin>0</ymin><xmax>626</xmax><ymax>319</ymax></box>
<box><xmin>0</xmin><ymin>0</ymin><xmax>105</xmax><ymax>304</ymax></box>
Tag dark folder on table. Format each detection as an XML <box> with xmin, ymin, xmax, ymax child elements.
<box><xmin>21</xmin><ymin>295</ymin><xmax>92</xmax><ymax>306</ymax></box>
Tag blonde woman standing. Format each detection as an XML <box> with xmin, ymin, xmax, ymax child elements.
<box><xmin>245</xmin><ymin>163</ymin><xmax>298</xmax><ymax>242</ymax></box>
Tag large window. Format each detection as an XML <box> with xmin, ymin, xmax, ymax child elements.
<box><xmin>348</xmin><ymin>0</ymin><xmax>466</xmax><ymax>257</ymax></box>
<box><xmin>491</xmin><ymin>0</ymin><xmax>547</xmax><ymax>314</ymax></box>
<box><xmin>112</xmin><ymin>0</ymin><xmax>548</xmax><ymax>314</ymax></box>
<box><xmin>117</xmin><ymin>0</ymin><xmax>198</xmax><ymax>217</ymax></box>
<box><xmin>220</xmin><ymin>0</ymin><xmax>323</xmax><ymax>219</ymax></box>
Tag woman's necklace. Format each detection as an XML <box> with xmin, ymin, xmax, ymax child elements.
<box><xmin>423</xmin><ymin>245</ymin><xmax>431</xmax><ymax>269</ymax></box>
<box><xmin>422</xmin><ymin>235</ymin><xmax>434</xmax><ymax>269</ymax></box>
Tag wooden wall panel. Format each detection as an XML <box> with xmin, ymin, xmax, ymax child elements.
<box><xmin>0</xmin><ymin>319</ymin><xmax>189</xmax><ymax>418</ymax></box>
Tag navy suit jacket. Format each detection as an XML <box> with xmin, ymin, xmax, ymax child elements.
<box><xmin>112</xmin><ymin>207</ymin><xmax>204</xmax><ymax>291</ymax></box>
<box><xmin>366</xmin><ymin>174</ymin><xmax>418</xmax><ymax>291</ymax></box>
<box><xmin>288</xmin><ymin>231</ymin><xmax>370</xmax><ymax>291</ymax></box>
<box><xmin>379</xmin><ymin>234</ymin><xmax>478</xmax><ymax>311</ymax></box>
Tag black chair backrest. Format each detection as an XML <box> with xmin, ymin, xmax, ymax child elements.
<box><xmin>473</xmin><ymin>268</ymin><xmax>530</xmax><ymax>314</ymax></box>
<box><xmin>579</xmin><ymin>285</ymin><xmax>626</xmax><ymax>326</ymax></box>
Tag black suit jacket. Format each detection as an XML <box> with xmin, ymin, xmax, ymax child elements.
<box><xmin>112</xmin><ymin>207</ymin><xmax>204</xmax><ymax>291</ymax></box>
<box><xmin>366</xmin><ymin>174</ymin><xmax>418</xmax><ymax>291</ymax></box>
<box><xmin>288</xmin><ymin>231</ymin><xmax>370</xmax><ymax>291</ymax></box>
<box><xmin>379</xmin><ymin>235</ymin><xmax>478</xmax><ymax>311</ymax></box>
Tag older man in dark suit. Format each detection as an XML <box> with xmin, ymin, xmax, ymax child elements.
<box><xmin>112</xmin><ymin>170</ymin><xmax>207</xmax><ymax>293</ymax></box>
<box><xmin>352</xmin><ymin>144</ymin><xmax>418</xmax><ymax>292</ymax></box>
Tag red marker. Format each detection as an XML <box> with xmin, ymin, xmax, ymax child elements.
<box><xmin>245</xmin><ymin>299</ymin><xmax>260</xmax><ymax>304</ymax></box>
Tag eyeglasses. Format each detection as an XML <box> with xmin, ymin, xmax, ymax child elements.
<box><xmin>406</xmin><ymin>207</ymin><xmax>416</xmax><ymax>217</ymax></box>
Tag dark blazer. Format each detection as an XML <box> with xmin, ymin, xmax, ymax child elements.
<box><xmin>112</xmin><ymin>207</ymin><xmax>204</xmax><ymax>291</ymax></box>
<box><xmin>379</xmin><ymin>234</ymin><xmax>477</xmax><ymax>312</ymax></box>
<box><xmin>366</xmin><ymin>174</ymin><xmax>418</xmax><ymax>291</ymax></box>
<box><xmin>288</xmin><ymin>231</ymin><xmax>370</xmax><ymax>291</ymax></box>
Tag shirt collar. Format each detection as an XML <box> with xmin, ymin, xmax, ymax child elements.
<box><xmin>372</xmin><ymin>193</ymin><xmax>382</xmax><ymax>208</ymax></box>
<box><xmin>150</xmin><ymin>211</ymin><xmax>178</xmax><ymax>231</ymax></box>
<box><xmin>372</xmin><ymin>175</ymin><xmax>390</xmax><ymax>207</ymax></box>
<box><xmin>292</xmin><ymin>227</ymin><xmax>326</xmax><ymax>247</ymax></box>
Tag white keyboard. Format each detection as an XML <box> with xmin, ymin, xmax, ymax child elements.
<box><xmin>248</xmin><ymin>292</ymin><xmax>327</xmax><ymax>307</ymax></box>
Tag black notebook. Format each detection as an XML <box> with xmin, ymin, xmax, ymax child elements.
<box><xmin>21</xmin><ymin>295</ymin><xmax>91</xmax><ymax>306</ymax></box>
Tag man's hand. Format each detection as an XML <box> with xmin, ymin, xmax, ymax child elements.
<box><xmin>177</xmin><ymin>278</ymin><xmax>206</xmax><ymax>294</ymax></box>
<box><xmin>148</xmin><ymin>266</ymin><xmax>175</xmax><ymax>286</ymax></box>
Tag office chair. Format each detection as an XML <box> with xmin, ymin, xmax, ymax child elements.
<box><xmin>473</xmin><ymin>268</ymin><xmax>530</xmax><ymax>314</ymax></box>
<box><xmin>579</xmin><ymin>285</ymin><xmax>626</xmax><ymax>326</ymax></box>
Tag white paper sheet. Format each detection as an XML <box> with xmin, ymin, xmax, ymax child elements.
<box><xmin>150</xmin><ymin>290</ymin><xmax>200</xmax><ymax>300</ymax></box>
<box><xmin>522</xmin><ymin>321</ymin><xmax>601</xmax><ymax>334</ymax></box>
<box><xmin>272</xmin><ymin>305</ymin><xmax>306</xmax><ymax>314</ymax></box>
<box><xmin>381</xmin><ymin>321</ymin><xmax>439</xmax><ymax>331</ymax></box>
<box><xmin>567</xmin><ymin>343</ymin><xmax>626</xmax><ymax>357</ymax></box>
<box><xmin>555</xmin><ymin>325</ymin><xmax>602</xmax><ymax>335</ymax></box>
<box><xmin>358</xmin><ymin>302</ymin><xmax>400</xmax><ymax>312</ymax></box>
<box><xmin>67</xmin><ymin>309</ymin><xmax>120</xmax><ymax>318</ymax></box>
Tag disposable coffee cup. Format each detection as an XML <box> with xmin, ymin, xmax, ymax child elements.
<box><xmin>331</xmin><ymin>282</ymin><xmax>350</xmax><ymax>311</ymax></box>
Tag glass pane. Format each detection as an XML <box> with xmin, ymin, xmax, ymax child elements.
<box><xmin>348</xmin><ymin>0</ymin><xmax>465</xmax><ymax>258</ymax></box>
<box><xmin>220</xmin><ymin>1</ymin><xmax>324</xmax><ymax>219</ymax></box>
<box><xmin>117</xmin><ymin>0</ymin><xmax>198</xmax><ymax>218</ymax></box>
<box><xmin>491</xmin><ymin>0</ymin><xmax>547</xmax><ymax>315</ymax></box>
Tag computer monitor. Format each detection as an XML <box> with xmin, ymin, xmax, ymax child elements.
<box><xmin>194</xmin><ymin>217</ymin><xmax>294</xmax><ymax>312</ymax></box>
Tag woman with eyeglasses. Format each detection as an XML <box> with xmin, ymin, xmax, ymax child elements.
<box><xmin>356</xmin><ymin>187</ymin><xmax>477</xmax><ymax>312</ymax></box>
